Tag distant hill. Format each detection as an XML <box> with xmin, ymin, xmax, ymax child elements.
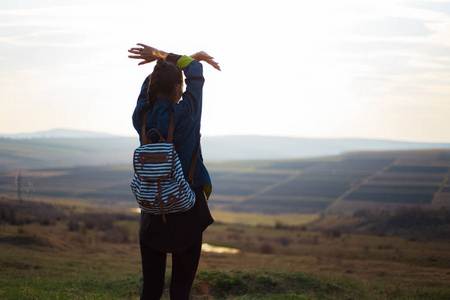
<box><xmin>0</xmin><ymin>128</ymin><xmax>113</xmax><ymax>139</ymax></box>
<box><xmin>0</xmin><ymin>136</ymin><xmax>139</xmax><ymax>171</ymax></box>
<box><xmin>203</xmin><ymin>136</ymin><xmax>450</xmax><ymax>160</ymax></box>
<box><xmin>1</xmin><ymin>129</ymin><xmax>450</xmax><ymax>170</ymax></box>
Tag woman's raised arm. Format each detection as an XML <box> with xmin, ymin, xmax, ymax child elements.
<box><xmin>128</xmin><ymin>43</ymin><xmax>220</xmax><ymax>71</ymax></box>
<box><xmin>128</xmin><ymin>43</ymin><xmax>169</xmax><ymax>66</ymax></box>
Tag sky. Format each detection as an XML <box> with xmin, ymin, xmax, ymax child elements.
<box><xmin>1</xmin><ymin>0</ymin><xmax>450</xmax><ymax>143</ymax></box>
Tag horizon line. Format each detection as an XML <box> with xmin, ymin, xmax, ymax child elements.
<box><xmin>1</xmin><ymin>127</ymin><xmax>450</xmax><ymax>145</ymax></box>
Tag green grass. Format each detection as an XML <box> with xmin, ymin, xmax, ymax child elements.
<box><xmin>1</xmin><ymin>178</ymin><xmax>450</xmax><ymax>300</ymax></box>
<box><xmin>1</xmin><ymin>217</ymin><xmax>450</xmax><ymax>299</ymax></box>
<box><xmin>192</xmin><ymin>270</ymin><xmax>450</xmax><ymax>300</ymax></box>
<box><xmin>1</xmin><ymin>270</ymin><xmax>449</xmax><ymax>300</ymax></box>
<box><xmin>3</xmin><ymin>270</ymin><xmax>446</xmax><ymax>300</ymax></box>
<box><xmin>0</xmin><ymin>276</ymin><xmax>142</xmax><ymax>300</ymax></box>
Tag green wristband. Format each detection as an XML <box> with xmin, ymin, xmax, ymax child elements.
<box><xmin>177</xmin><ymin>55</ymin><xmax>195</xmax><ymax>69</ymax></box>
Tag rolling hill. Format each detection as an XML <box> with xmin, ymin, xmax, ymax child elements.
<box><xmin>1</xmin><ymin>149</ymin><xmax>449</xmax><ymax>215</ymax></box>
<box><xmin>1</xmin><ymin>129</ymin><xmax>450</xmax><ymax>170</ymax></box>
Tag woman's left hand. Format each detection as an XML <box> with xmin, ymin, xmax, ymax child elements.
<box><xmin>190</xmin><ymin>51</ymin><xmax>221</xmax><ymax>71</ymax></box>
<box><xmin>128</xmin><ymin>43</ymin><xmax>168</xmax><ymax>66</ymax></box>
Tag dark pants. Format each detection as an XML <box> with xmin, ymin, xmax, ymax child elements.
<box><xmin>140</xmin><ymin>235</ymin><xmax>203</xmax><ymax>300</ymax></box>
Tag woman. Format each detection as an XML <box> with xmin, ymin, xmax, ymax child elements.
<box><xmin>128</xmin><ymin>44</ymin><xmax>220</xmax><ymax>300</ymax></box>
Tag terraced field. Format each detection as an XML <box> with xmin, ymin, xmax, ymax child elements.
<box><xmin>1</xmin><ymin>150</ymin><xmax>449</xmax><ymax>214</ymax></box>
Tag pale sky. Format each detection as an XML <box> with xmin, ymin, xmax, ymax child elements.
<box><xmin>1</xmin><ymin>0</ymin><xmax>450</xmax><ymax>142</ymax></box>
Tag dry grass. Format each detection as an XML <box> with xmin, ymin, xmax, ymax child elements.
<box><xmin>211</xmin><ymin>210</ymin><xmax>319</xmax><ymax>227</ymax></box>
<box><xmin>1</xmin><ymin>201</ymin><xmax>449</xmax><ymax>299</ymax></box>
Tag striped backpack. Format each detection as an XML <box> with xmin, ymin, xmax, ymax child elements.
<box><xmin>130</xmin><ymin>111</ymin><xmax>199</xmax><ymax>223</ymax></box>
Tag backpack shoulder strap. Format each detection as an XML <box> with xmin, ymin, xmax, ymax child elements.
<box><xmin>142</xmin><ymin>106</ymin><xmax>198</xmax><ymax>185</ymax></box>
<box><xmin>141</xmin><ymin>109</ymin><xmax>149</xmax><ymax>145</ymax></box>
<box><xmin>141</xmin><ymin>108</ymin><xmax>175</xmax><ymax>145</ymax></box>
<box><xmin>166</xmin><ymin>112</ymin><xmax>175</xmax><ymax>143</ymax></box>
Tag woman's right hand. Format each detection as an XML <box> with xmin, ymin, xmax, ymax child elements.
<box><xmin>128</xmin><ymin>43</ymin><xmax>169</xmax><ymax>66</ymax></box>
<box><xmin>190</xmin><ymin>51</ymin><xmax>221</xmax><ymax>71</ymax></box>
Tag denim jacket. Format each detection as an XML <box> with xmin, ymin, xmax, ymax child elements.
<box><xmin>132</xmin><ymin>57</ymin><xmax>212</xmax><ymax>198</ymax></box>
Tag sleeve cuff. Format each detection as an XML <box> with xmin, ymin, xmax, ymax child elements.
<box><xmin>204</xmin><ymin>184</ymin><xmax>212</xmax><ymax>200</ymax></box>
<box><xmin>166</xmin><ymin>53</ymin><xmax>182</xmax><ymax>64</ymax></box>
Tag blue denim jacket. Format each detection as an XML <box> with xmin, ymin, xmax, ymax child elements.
<box><xmin>132</xmin><ymin>59</ymin><xmax>212</xmax><ymax>198</ymax></box>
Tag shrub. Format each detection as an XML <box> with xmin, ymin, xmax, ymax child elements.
<box><xmin>81</xmin><ymin>213</ymin><xmax>114</xmax><ymax>231</ymax></box>
<box><xmin>322</xmin><ymin>230</ymin><xmax>341</xmax><ymax>238</ymax></box>
<box><xmin>67</xmin><ymin>219</ymin><xmax>80</xmax><ymax>232</ymax></box>
<box><xmin>276</xmin><ymin>237</ymin><xmax>293</xmax><ymax>247</ymax></box>
<box><xmin>378</xmin><ymin>244</ymin><xmax>393</xmax><ymax>250</ymax></box>
<box><xmin>0</xmin><ymin>199</ymin><xmax>64</xmax><ymax>226</ymax></box>
<box><xmin>102</xmin><ymin>226</ymin><xmax>130</xmax><ymax>244</ymax></box>
<box><xmin>260</xmin><ymin>243</ymin><xmax>274</xmax><ymax>254</ymax></box>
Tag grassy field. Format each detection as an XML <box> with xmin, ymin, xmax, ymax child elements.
<box><xmin>1</xmin><ymin>150</ymin><xmax>450</xmax><ymax>298</ymax></box>
<box><xmin>1</xmin><ymin>198</ymin><xmax>450</xmax><ymax>299</ymax></box>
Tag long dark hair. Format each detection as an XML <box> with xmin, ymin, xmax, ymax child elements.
<box><xmin>147</xmin><ymin>59</ymin><xmax>182</xmax><ymax>109</ymax></box>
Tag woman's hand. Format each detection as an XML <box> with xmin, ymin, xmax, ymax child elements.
<box><xmin>128</xmin><ymin>43</ymin><xmax>168</xmax><ymax>66</ymax></box>
<box><xmin>190</xmin><ymin>51</ymin><xmax>221</xmax><ymax>71</ymax></box>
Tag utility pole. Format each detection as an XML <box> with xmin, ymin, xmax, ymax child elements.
<box><xmin>27</xmin><ymin>180</ymin><xmax>34</xmax><ymax>201</ymax></box>
<box><xmin>15</xmin><ymin>171</ymin><xmax>22</xmax><ymax>201</ymax></box>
